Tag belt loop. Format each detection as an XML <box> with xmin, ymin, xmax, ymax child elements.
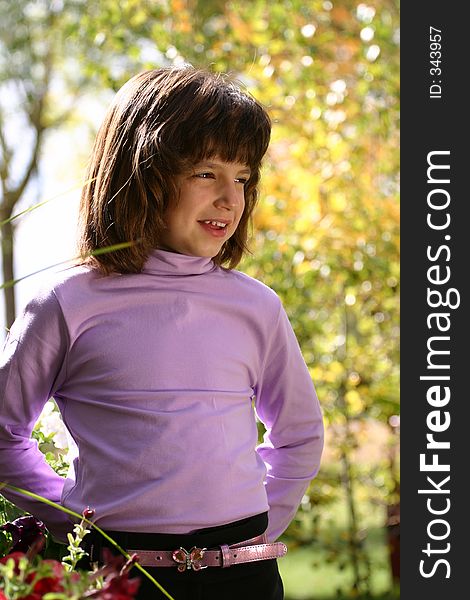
<box><xmin>220</xmin><ymin>544</ymin><xmax>232</xmax><ymax>568</ymax></box>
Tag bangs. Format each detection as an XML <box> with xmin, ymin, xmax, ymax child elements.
<box><xmin>180</xmin><ymin>91</ymin><xmax>271</xmax><ymax>170</ymax></box>
<box><xmin>153</xmin><ymin>70</ymin><xmax>271</xmax><ymax>173</ymax></box>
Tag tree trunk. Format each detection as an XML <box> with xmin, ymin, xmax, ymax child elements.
<box><xmin>386</xmin><ymin>425</ymin><xmax>400</xmax><ymax>585</ymax></box>
<box><xmin>1</xmin><ymin>218</ymin><xmax>15</xmax><ymax>329</ymax></box>
<box><xmin>386</xmin><ymin>499</ymin><xmax>400</xmax><ymax>584</ymax></box>
<box><xmin>340</xmin><ymin>439</ymin><xmax>362</xmax><ymax>591</ymax></box>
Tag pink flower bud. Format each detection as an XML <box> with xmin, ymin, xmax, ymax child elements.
<box><xmin>82</xmin><ymin>507</ymin><xmax>95</xmax><ymax>519</ymax></box>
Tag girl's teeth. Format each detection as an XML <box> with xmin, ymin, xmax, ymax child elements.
<box><xmin>204</xmin><ymin>220</ymin><xmax>227</xmax><ymax>227</ymax></box>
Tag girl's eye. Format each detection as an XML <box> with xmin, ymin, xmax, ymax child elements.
<box><xmin>192</xmin><ymin>172</ymin><xmax>249</xmax><ymax>183</ymax></box>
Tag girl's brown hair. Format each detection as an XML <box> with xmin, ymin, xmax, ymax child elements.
<box><xmin>78</xmin><ymin>66</ymin><xmax>271</xmax><ymax>274</ymax></box>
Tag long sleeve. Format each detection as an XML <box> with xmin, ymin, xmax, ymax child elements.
<box><xmin>3</xmin><ymin>253</ymin><xmax>322</xmax><ymax>540</ymax></box>
<box><xmin>0</xmin><ymin>290</ymin><xmax>71</xmax><ymax>541</ymax></box>
<box><xmin>255</xmin><ymin>302</ymin><xmax>324</xmax><ymax>541</ymax></box>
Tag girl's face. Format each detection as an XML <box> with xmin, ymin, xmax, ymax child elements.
<box><xmin>159</xmin><ymin>158</ymin><xmax>250</xmax><ymax>257</ymax></box>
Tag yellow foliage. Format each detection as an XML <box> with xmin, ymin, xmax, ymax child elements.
<box><xmin>294</xmin><ymin>260</ymin><xmax>313</xmax><ymax>276</ymax></box>
<box><xmin>329</xmin><ymin>192</ymin><xmax>347</xmax><ymax>212</ymax></box>
<box><xmin>309</xmin><ymin>366</ymin><xmax>323</xmax><ymax>382</ymax></box>
<box><xmin>345</xmin><ymin>390</ymin><xmax>365</xmax><ymax>416</ymax></box>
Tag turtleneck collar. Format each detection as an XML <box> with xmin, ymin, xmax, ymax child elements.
<box><xmin>142</xmin><ymin>249</ymin><xmax>216</xmax><ymax>276</ymax></box>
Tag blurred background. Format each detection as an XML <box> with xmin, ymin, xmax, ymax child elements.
<box><xmin>0</xmin><ymin>1</ymin><xmax>399</xmax><ymax>598</ymax></box>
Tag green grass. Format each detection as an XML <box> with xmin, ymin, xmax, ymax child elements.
<box><xmin>279</xmin><ymin>544</ymin><xmax>397</xmax><ymax>600</ymax></box>
<box><xmin>279</xmin><ymin>497</ymin><xmax>399</xmax><ymax>600</ymax></box>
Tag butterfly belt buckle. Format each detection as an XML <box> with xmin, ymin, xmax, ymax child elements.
<box><xmin>171</xmin><ymin>546</ymin><xmax>208</xmax><ymax>572</ymax></box>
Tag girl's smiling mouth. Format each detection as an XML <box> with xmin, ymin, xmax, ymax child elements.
<box><xmin>198</xmin><ymin>220</ymin><xmax>231</xmax><ymax>237</ymax></box>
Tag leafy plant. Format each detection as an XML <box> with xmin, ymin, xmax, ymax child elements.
<box><xmin>0</xmin><ymin>509</ymin><xmax>141</xmax><ymax>599</ymax></box>
<box><xmin>0</xmin><ymin>492</ymin><xmax>175</xmax><ymax>600</ymax></box>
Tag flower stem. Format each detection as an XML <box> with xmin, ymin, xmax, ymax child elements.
<box><xmin>0</xmin><ymin>483</ymin><xmax>176</xmax><ymax>600</ymax></box>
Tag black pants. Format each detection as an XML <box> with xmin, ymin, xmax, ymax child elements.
<box><xmin>84</xmin><ymin>513</ymin><xmax>284</xmax><ymax>600</ymax></box>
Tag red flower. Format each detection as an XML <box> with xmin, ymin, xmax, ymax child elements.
<box><xmin>24</xmin><ymin>559</ymin><xmax>65</xmax><ymax>595</ymax></box>
<box><xmin>1</xmin><ymin>517</ymin><xmax>46</xmax><ymax>554</ymax></box>
<box><xmin>87</xmin><ymin>573</ymin><xmax>140</xmax><ymax>599</ymax></box>
<box><xmin>0</xmin><ymin>551</ymin><xmax>25</xmax><ymax>563</ymax></box>
<box><xmin>32</xmin><ymin>559</ymin><xmax>65</xmax><ymax>579</ymax></box>
<box><xmin>0</xmin><ymin>525</ymin><xmax>141</xmax><ymax>599</ymax></box>
<box><xmin>32</xmin><ymin>576</ymin><xmax>64</xmax><ymax>594</ymax></box>
<box><xmin>0</xmin><ymin>551</ymin><xmax>26</xmax><ymax>574</ymax></box>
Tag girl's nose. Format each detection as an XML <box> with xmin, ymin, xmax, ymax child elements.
<box><xmin>215</xmin><ymin>181</ymin><xmax>244</xmax><ymax>210</ymax></box>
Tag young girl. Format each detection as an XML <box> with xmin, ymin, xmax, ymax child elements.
<box><xmin>0</xmin><ymin>66</ymin><xmax>324</xmax><ymax>599</ymax></box>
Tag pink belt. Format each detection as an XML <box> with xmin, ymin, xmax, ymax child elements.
<box><xmin>127</xmin><ymin>533</ymin><xmax>287</xmax><ymax>571</ymax></box>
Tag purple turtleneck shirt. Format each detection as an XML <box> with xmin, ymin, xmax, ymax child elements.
<box><xmin>0</xmin><ymin>249</ymin><xmax>324</xmax><ymax>542</ymax></box>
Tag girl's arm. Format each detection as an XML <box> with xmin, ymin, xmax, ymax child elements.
<box><xmin>0</xmin><ymin>290</ymin><xmax>72</xmax><ymax>542</ymax></box>
<box><xmin>255</xmin><ymin>302</ymin><xmax>324</xmax><ymax>541</ymax></box>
